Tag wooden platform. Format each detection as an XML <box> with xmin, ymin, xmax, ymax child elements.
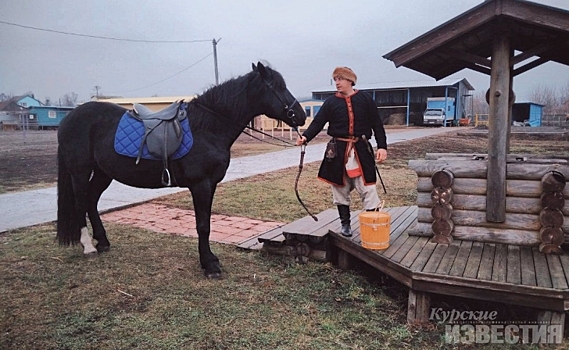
<box><xmin>239</xmin><ymin>206</ymin><xmax>569</xmax><ymax>327</ymax></box>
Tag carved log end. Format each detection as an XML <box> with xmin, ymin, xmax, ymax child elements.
<box><xmin>432</xmin><ymin>219</ymin><xmax>454</xmax><ymax>236</ymax></box>
<box><xmin>431</xmin><ymin>169</ymin><xmax>454</xmax><ymax>188</ymax></box>
<box><xmin>539</xmin><ymin>243</ymin><xmax>564</xmax><ymax>255</ymax></box>
<box><xmin>541</xmin><ymin>191</ymin><xmax>565</xmax><ymax>211</ymax></box>
<box><xmin>431</xmin><ymin>234</ymin><xmax>453</xmax><ymax>245</ymax></box>
<box><xmin>541</xmin><ymin>171</ymin><xmax>566</xmax><ymax>193</ymax></box>
<box><xmin>431</xmin><ymin>203</ymin><xmax>453</xmax><ymax>220</ymax></box>
<box><xmin>540</xmin><ymin>227</ymin><xmax>564</xmax><ymax>246</ymax></box>
<box><xmin>539</xmin><ymin>208</ymin><xmax>564</xmax><ymax>228</ymax></box>
<box><xmin>430</xmin><ymin>187</ymin><xmax>453</xmax><ymax>204</ymax></box>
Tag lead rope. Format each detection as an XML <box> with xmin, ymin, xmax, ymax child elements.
<box><xmin>295</xmin><ymin>128</ymin><xmax>318</xmax><ymax>221</ymax></box>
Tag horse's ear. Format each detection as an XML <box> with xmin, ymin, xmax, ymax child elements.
<box><xmin>256</xmin><ymin>62</ymin><xmax>270</xmax><ymax>80</ymax></box>
<box><xmin>252</xmin><ymin>62</ymin><xmax>257</xmax><ymax>72</ymax></box>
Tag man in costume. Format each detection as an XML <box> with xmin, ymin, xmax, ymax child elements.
<box><xmin>296</xmin><ymin>67</ymin><xmax>387</xmax><ymax>237</ymax></box>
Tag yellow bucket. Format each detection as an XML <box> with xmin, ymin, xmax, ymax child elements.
<box><xmin>359</xmin><ymin>210</ymin><xmax>391</xmax><ymax>250</ymax></box>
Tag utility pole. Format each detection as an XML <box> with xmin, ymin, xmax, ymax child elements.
<box><xmin>94</xmin><ymin>85</ymin><xmax>101</xmax><ymax>98</ymax></box>
<box><xmin>212</xmin><ymin>38</ymin><xmax>221</xmax><ymax>85</ymax></box>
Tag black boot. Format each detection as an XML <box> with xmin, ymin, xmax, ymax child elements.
<box><xmin>337</xmin><ymin>205</ymin><xmax>352</xmax><ymax>237</ymax></box>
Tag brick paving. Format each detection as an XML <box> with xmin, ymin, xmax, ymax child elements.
<box><xmin>101</xmin><ymin>203</ymin><xmax>284</xmax><ymax>248</ymax></box>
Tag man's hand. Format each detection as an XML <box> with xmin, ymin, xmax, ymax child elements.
<box><xmin>376</xmin><ymin>148</ymin><xmax>387</xmax><ymax>162</ymax></box>
<box><xmin>296</xmin><ymin>136</ymin><xmax>307</xmax><ymax>146</ymax></box>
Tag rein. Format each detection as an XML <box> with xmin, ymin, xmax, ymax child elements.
<box><xmin>295</xmin><ymin>142</ymin><xmax>318</xmax><ymax>221</ymax></box>
<box><xmin>191</xmin><ymin>101</ymin><xmax>296</xmax><ymax>147</ymax></box>
<box><xmin>191</xmin><ymin>100</ymin><xmax>318</xmax><ymax>221</ymax></box>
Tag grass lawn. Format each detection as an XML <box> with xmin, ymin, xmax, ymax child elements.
<box><xmin>1</xmin><ymin>129</ymin><xmax>568</xmax><ymax>349</ymax></box>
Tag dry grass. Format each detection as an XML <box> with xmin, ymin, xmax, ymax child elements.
<box><xmin>1</xmin><ymin>223</ymin><xmax>442</xmax><ymax>350</ymax></box>
<box><xmin>2</xmin><ymin>129</ymin><xmax>569</xmax><ymax>349</ymax></box>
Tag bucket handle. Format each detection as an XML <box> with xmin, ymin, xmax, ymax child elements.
<box><xmin>371</xmin><ymin>200</ymin><xmax>385</xmax><ymax>212</ymax></box>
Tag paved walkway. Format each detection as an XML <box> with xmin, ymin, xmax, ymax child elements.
<box><xmin>0</xmin><ymin>127</ymin><xmax>456</xmax><ymax>236</ymax></box>
<box><xmin>100</xmin><ymin>203</ymin><xmax>282</xmax><ymax>249</ymax></box>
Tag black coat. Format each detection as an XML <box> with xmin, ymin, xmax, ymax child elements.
<box><xmin>303</xmin><ymin>91</ymin><xmax>387</xmax><ymax>186</ymax></box>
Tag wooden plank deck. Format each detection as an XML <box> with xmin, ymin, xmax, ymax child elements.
<box><xmin>243</xmin><ymin>205</ymin><xmax>569</xmax><ymax>314</ymax></box>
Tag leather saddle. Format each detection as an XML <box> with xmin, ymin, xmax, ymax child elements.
<box><xmin>130</xmin><ymin>100</ymin><xmax>188</xmax><ymax>186</ymax></box>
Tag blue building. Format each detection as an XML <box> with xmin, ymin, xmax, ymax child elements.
<box><xmin>0</xmin><ymin>95</ymin><xmax>45</xmax><ymax>130</ymax></box>
<box><xmin>512</xmin><ymin>102</ymin><xmax>543</xmax><ymax>127</ymax></box>
<box><xmin>14</xmin><ymin>95</ymin><xmax>43</xmax><ymax>108</ymax></box>
<box><xmin>28</xmin><ymin>106</ymin><xmax>74</xmax><ymax>130</ymax></box>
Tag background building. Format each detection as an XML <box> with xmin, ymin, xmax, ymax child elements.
<box><xmin>311</xmin><ymin>78</ymin><xmax>475</xmax><ymax>126</ymax></box>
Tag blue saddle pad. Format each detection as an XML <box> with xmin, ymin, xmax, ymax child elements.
<box><xmin>114</xmin><ymin>112</ymin><xmax>193</xmax><ymax>160</ymax></box>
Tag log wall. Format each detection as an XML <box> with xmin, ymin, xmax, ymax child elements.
<box><xmin>408</xmin><ymin>156</ymin><xmax>569</xmax><ymax>248</ymax></box>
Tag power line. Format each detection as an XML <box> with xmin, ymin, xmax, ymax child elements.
<box><xmin>0</xmin><ymin>19</ymin><xmax>210</xmax><ymax>43</ymax></box>
<box><xmin>109</xmin><ymin>52</ymin><xmax>214</xmax><ymax>94</ymax></box>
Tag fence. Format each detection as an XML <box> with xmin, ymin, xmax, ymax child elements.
<box><xmin>474</xmin><ymin>114</ymin><xmax>489</xmax><ymax>127</ymax></box>
<box><xmin>542</xmin><ymin>114</ymin><xmax>569</xmax><ymax>127</ymax></box>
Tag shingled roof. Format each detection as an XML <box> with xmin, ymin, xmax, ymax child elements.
<box><xmin>383</xmin><ymin>0</ymin><xmax>569</xmax><ymax>80</ymax></box>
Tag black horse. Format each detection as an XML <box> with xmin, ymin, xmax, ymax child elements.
<box><xmin>56</xmin><ymin>62</ymin><xmax>306</xmax><ymax>278</ymax></box>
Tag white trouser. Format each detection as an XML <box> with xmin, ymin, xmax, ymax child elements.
<box><xmin>331</xmin><ymin>174</ymin><xmax>380</xmax><ymax>210</ymax></box>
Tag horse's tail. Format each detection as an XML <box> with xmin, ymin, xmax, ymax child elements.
<box><xmin>56</xmin><ymin>147</ymin><xmax>81</xmax><ymax>245</ymax></box>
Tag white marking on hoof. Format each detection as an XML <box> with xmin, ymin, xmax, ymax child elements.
<box><xmin>80</xmin><ymin>227</ymin><xmax>97</xmax><ymax>255</ymax></box>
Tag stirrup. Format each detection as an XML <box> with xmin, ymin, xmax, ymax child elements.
<box><xmin>161</xmin><ymin>169</ymin><xmax>172</xmax><ymax>187</ymax></box>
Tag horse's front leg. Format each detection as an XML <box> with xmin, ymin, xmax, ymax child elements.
<box><xmin>189</xmin><ymin>180</ymin><xmax>221</xmax><ymax>279</ymax></box>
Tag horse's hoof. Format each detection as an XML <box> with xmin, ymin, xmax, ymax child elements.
<box><xmin>96</xmin><ymin>244</ymin><xmax>110</xmax><ymax>253</ymax></box>
<box><xmin>84</xmin><ymin>251</ymin><xmax>98</xmax><ymax>258</ymax></box>
<box><xmin>205</xmin><ymin>271</ymin><xmax>223</xmax><ymax>279</ymax></box>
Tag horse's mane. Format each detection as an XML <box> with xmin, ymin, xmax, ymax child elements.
<box><xmin>189</xmin><ymin>65</ymin><xmax>286</xmax><ymax>131</ymax></box>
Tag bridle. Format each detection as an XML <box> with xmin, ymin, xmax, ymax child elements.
<box><xmin>260</xmin><ymin>78</ymin><xmax>301</xmax><ymax>131</ymax></box>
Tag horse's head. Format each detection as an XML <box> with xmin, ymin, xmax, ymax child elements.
<box><xmin>251</xmin><ymin>62</ymin><xmax>306</xmax><ymax>128</ymax></box>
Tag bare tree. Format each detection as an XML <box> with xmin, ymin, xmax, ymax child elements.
<box><xmin>528</xmin><ymin>84</ymin><xmax>561</xmax><ymax>114</ymax></box>
<box><xmin>0</xmin><ymin>92</ymin><xmax>13</xmax><ymax>101</ymax></box>
<box><xmin>472</xmin><ymin>91</ymin><xmax>489</xmax><ymax>116</ymax></box>
<box><xmin>559</xmin><ymin>81</ymin><xmax>569</xmax><ymax>114</ymax></box>
<box><xmin>60</xmin><ymin>92</ymin><xmax>79</xmax><ymax>107</ymax></box>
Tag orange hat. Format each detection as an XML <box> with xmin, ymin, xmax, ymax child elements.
<box><xmin>332</xmin><ymin>67</ymin><xmax>357</xmax><ymax>85</ymax></box>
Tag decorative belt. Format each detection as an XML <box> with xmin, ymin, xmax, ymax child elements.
<box><xmin>334</xmin><ymin>136</ymin><xmax>360</xmax><ymax>154</ymax></box>
<box><xmin>334</xmin><ymin>136</ymin><xmax>359</xmax><ymax>143</ymax></box>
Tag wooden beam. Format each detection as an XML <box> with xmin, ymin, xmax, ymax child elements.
<box><xmin>503</xmin><ymin>0</ymin><xmax>569</xmax><ymax>33</ymax></box>
<box><xmin>511</xmin><ymin>42</ymin><xmax>552</xmax><ymax>66</ymax></box>
<box><xmin>487</xmin><ymin>32</ymin><xmax>511</xmax><ymax>223</ymax></box>
<box><xmin>513</xmin><ymin>57</ymin><xmax>549</xmax><ymax>77</ymax></box>
<box><xmin>443</xmin><ymin>48</ymin><xmax>492</xmax><ymax>68</ymax></box>
<box><xmin>463</xmin><ymin>62</ymin><xmax>492</xmax><ymax>76</ymax></box>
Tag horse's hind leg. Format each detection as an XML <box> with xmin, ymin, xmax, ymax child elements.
<box><xmin>189</xmin><ymin>180</ymin><xmax>221</xmax><ymax>278</ymax></box>
<box><xmin>70</xmin><ymin>172</ymin><xmax>98</xmax><ymax>255</ymax></box>
<box><xmin>87</xmin><ymin>168</ymin><xmax>113</xmax><ymax>253</ymax></box>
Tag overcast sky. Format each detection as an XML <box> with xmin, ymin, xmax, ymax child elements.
<box><xmin>1</xmin><ymin>0</ymin><xmax>569</xmax><ymax>104</ymax></box>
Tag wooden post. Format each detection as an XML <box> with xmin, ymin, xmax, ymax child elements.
<box><xmin>537</xmin><ymin>310</ymin><xmax>565</xmax><ymax>344</ymax></box>
<box><xmin>507</xmin><ymin>61</ymin><xmax>514</xmax><ymax>154</ymax></box>
<box><xmin>337</xmin><ymin>250</ymin><xmax>353</xmax><ymax>271</ymax></box>
<box><xmin>407</xmin><ymin>289</ymin><xmax>431</xmax><ymax>324</ymax></box>
<box><xmin>487</xmin><ymin>32</ymin><xmax>511</xmax><ymax>223</ymax></box>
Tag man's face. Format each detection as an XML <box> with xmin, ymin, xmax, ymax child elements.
<box><xmin>334</xmin><ymin>76</ymin><xmax>353</xmax><ymax>95</ymax></box>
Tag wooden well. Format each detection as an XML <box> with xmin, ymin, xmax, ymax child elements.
<box><xmin>408</xmin><ymin>154</ymin><xmax>568</xmax><ymax>253</ymax></box>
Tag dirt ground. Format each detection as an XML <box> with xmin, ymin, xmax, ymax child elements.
<box><xmin>0</xmin><ymin>129</ymin><xmax>331</xmax><ymax>193</ymax></box>
<box><xmin>0</xmin><ymin>126</ymin><xmax>567</xmax><ymax>194</ymax></box>
<box><xmin>0</xmin><ymin>131</ymin><xmax>60</xmax><ymax>192</ymax></box>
